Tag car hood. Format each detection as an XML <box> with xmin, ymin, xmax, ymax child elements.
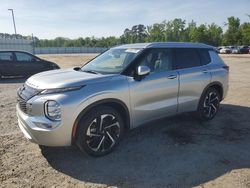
<box><xmin>26</xmin><ymin>68</ymin><xmax>115</xmax><ymax>89</ymax></box>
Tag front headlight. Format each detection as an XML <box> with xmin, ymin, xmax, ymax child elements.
<box><xmin>40</xmin><ymin>86</ymin><xmax>84</xmax><ymax>95</ymax></box>
<box><xmin>44</xmin><ymin>100</ymin><xmax>61</xmax><ymax>121</ymax></box>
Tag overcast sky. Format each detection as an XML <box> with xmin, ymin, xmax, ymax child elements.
<box><xmin>0</xmin><ymin>0</ymin><xmax>249</xmax><ymax>39</ymax></box>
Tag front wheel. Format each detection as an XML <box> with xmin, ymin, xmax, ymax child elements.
<box><xmin>76</xmin><ymin>106</ymin><xmax>124</xmax><ymax>156</ymax></box>
<box><xmin>197</xmin><ymin>88</ymin><xmax>221</xmax><ymax>121</ymax></box>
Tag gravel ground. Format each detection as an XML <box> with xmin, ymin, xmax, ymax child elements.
<box><xmin>1</xmin><ymin>54</ymin><xmax>250</xmax><ymax>188</ymax></box>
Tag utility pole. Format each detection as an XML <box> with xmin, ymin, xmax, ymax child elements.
<box><xmin>8</xmin><ymin>9</ymin><xmax>17</xmax><ymax>38</ymax></box>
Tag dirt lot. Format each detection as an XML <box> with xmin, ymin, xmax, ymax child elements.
<box><xmin>1</xmin><ymin>54</ymin><xmax>250</xmax><ymax>188</ymax></box>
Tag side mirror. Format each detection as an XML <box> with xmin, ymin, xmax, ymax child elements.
<box><xmin>73</xmin><ymin>67</ymin><xmax>81</xmax><ymax>71</ymax></box>
<box><xmin>137</xmin><ymin>66</ymin><xmax>150</xmax><ymax>76</ymax></box>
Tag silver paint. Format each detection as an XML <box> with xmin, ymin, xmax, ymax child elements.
<box><xmin>16</xmin><ymin>42</ymin><xmax>229</xmax><ymax>146</ymax></box>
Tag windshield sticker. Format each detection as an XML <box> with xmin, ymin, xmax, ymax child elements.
<box><xmin>125</xmin><ymin>49</ymin><xmax>141</xmax><ymax>53</ymax></box>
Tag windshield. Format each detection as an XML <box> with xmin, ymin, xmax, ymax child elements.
<box><xmin>81</xmin><ymin>48</ymin><xmax>142</xmax><ymax>74</ymax></box>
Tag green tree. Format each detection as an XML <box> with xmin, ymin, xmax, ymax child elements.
<box><xmin>185</xmin><ymin>20</ymin><xmax>197</xmax><ymax>42</ymax></box>
<box><xmin>223</xmin><ymin>16</ymin><xmax>241</xmax><ymax>45</ymax></box>
<box><xmin>121</xmin><ymin>24</ymin><xmax>147</xmax><ymax>43</ymax></box>
<box><xmin>146</xmin><ymin>23</ymin><xmax>165</xmax><ymax>42</ymax></box>
<box><xmin>240</xmin><ymin>22</ymin><xmax>250</xmax><ymax>44</ymax></box>
<box><xmin>189</xmin><ymin>24</ymin><xmax>209</xmax><ymax>43</ymax></box>
<box><xmin>163</xmin><ymin>18</ymin><xmax>186</xmax><ymax>41</ymax></box>
<box><xmin>6</xmin><ymin>16</ymin><xmax>249</xmax><ymax>48</ymax></box>
<box><xmin>207</xmin><ymin>23</ymin><xmax>223</xmax><ymax>46</ymax></box>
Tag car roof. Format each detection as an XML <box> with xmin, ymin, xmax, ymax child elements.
<box><xmin>113</xmin><ymin>42</ymin><xmax>214</xmax><ymax>49</ymax></box>
<box><xmin>0</xmin><ymin>50</ymin><xmax>32</xmax><ymax>54</ymax></box>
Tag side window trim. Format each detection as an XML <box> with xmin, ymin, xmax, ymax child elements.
<box><xmin>13</xmin><ymin>52</ymin><xmax>18</xmax><ymax>61</ymax></box>
<box><xmin>195</xmin><ymin>48</ymin><xmax>203</xmax><ymax>66</ymax></box>
<box><xmin>11</xmin><ymin>52</ymin><xmax>15</xmax><ymax>62</ymax></box>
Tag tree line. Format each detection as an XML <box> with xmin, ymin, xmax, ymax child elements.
<box><xmin>1</xmin><ymin>16</ymin><xmax>249</xmax><ymax>47</ymax></box>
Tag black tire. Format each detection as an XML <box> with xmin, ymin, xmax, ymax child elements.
<box><xmin>197</xmin><ymin>87</ymin><xmax>221</xmax><ymax>121</ymax></box>
<box><xmin>76</xmin><ymin>106</ymin><xmax>124</xmax><ymax>157</ymax></box>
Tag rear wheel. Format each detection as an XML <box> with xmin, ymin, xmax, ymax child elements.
<box><xmin>197</xmin><ymin>87</ymin><xmax>221</xmax><ymax>121</ymax></box>
<box><xmin>76</xmin><ymin>106</ymin><xmax>124</xmax><ymax>156</ymax></box>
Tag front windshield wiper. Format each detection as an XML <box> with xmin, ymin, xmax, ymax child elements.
<box><xmin>82</xmin><ymin>69</ymin><xmax>99</xmax><ymax>74</ymax></box>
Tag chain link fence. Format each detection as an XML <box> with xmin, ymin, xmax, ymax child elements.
<box><xmin>34</xmin><ymin>47</ymin><xmax>108</xmax><ymax>54</ymax></box>
<box><xmin>0</xmin><ymin>38</ymin><xmax>34</xmax><ymax>53</ymax></box>
<box><xmin>0</xmin><ymin>38</ymin><xmax>108</xmax><ymax>54</ymax></box>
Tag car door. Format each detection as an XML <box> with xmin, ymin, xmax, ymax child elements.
<box><xmin>127</xmin><ymin>48</ymin><xmax>179</xmax><ymax>127</ymax></box>
<box><xmin>14</xmin><ymin>52</ymin><xmax>45</xmax><ymax>75</ymax></box>
<box><xmin>175</xmin><ymin>48</ymin><xmax>212</xmax><ymax>113</ymax></box>
<box><xmin>0</xmin><ymin>51</ymin><xmax>17</xmax><ymax>76</ymax></box>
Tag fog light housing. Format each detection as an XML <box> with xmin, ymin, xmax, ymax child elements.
<box><xmin>44</xmin><ymin>100</ymin><xmax>61</xmax><ymax>121</ymax></box>
<box><xmin>33</xmin><ymin>121</ymin><xmax>60</xmax><ymax>129</ymax></box>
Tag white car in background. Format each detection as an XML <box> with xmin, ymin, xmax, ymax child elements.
<box><xmin>229</xmin><ymin>46</ymin><xmax>240</xmax><ymax>54</ymax></box>
<box><xmin>219</xmin><ymin>46</ymin><xmax>231</xmax><ymax>54</ymax></box>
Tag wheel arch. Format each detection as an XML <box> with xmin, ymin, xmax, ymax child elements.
<box><xmin>210</xmin><ymin>83</ymin><xmax>223</xmax><ymax>101</ymax></box>
<box><xmin>197</xmin><ymin>81</ymin><xmax>223</xmax><ymax>111</ymax></box>
<box><xmin>199</xmin><ymin>82</ymin><xmax>224</xmax><ymax>105</ymax></box>
<box><xmin>71</xmin><ymin>98</ymin><xmax>130</xmax><ymax>144</ymax></box>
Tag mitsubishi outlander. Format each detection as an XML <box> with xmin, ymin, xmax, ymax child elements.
<box><xmin>16</xmin><ymin>42</ymin><xmax>229</xmax><ymax>156</ymax></box>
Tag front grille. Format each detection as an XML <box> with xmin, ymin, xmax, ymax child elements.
<box><xmin>17</xmin><ymin>83</ymin><xmax>41</xmax><ymax>114</ymax></box>
<box><xmin>17</xmin><ymin>95</ymin><xmax>27</xmax><ymax>113</ymax></box>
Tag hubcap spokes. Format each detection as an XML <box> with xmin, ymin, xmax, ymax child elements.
<box><xmin>203</xmin><ymin>92</ymin><xmax>219</xmax><ymax>118</ymax></box>
<box><xmin>86</xmin><ymin>114</ymin><xmax>120</xmax><ymax>152</ymax></box>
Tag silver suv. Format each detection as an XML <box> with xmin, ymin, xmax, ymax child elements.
<box><xmin>16</xmin><ymin>42</ymin><xmax>229</xmax><ymax>156</ymax></box>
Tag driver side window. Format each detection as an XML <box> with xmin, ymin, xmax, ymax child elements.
<box><xmin>138</xmin><ymin>49</ymin><xmax>173</xmax><ymax>73</ymax></box>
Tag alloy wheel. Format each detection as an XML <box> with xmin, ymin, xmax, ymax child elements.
<box><xmin>203</xmin><ymin>91</ymin><xmax>220</xmax><ymax>119</ymax></box>
<box><xmin>85</xmin><ymin>114</ymin><xmax>120</xmax><ymax>153</ymax></box>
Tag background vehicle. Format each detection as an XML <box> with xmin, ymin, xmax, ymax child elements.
<box><xmin>219</xmin><ymin>46</ymin><xmax>231</xmax><ymax>54</ymax></box>
<box><xmin>239</xmin><ymin>45</ymin><xmax>249</xmax><ymax>54</ymax></box>
<box><xmin>0</xmin><ymin>50</ymin><xmax>59</xmax><ymax>78</ymax></box>
<box><xmin>16</xmin><ymin>42</ymin><xmax>229</xmax><ymax>156</ymax></box>
<box><xmin>228</xmin><ymin>46</ymin><xmax>240</xmax><ymax>54</ymax></box>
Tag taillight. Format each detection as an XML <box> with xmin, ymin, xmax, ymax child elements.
<box><xmin>223</xmin><ymin>65</ymin><xmax>229</xmax><ymax>71</ymax></box>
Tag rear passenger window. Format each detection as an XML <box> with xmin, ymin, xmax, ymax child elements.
<box><xmin>15</xmin><ymin>52</ymin><xmax>33</xmax><ymax>62</ymax></box>
<box><xmin>198</xmin><ymin>49</ymin><xmax>211</xmax><ymax>65</ymax></box>
<box><xmin>175</xmin><ymin>49</ymin><xmax>201</xmax><ymax>69</ymax></box>
<box><xmin>0</xmin><ymin>52</ymin><xmax>13</xmax><ymax>61</ymax></box>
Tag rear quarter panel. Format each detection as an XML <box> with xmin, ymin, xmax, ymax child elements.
<box><xmin>208</xmin><ymin>51</ymin><xmax>229</xmax><ymax>99</ymax></box>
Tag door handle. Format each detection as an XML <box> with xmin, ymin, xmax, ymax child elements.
<box><xmin>167</xmin><ymin>75</ymin><xmax>177</xmax><ymax>79</ymax></box>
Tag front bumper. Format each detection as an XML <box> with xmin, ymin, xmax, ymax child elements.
<box><xmin>16</xmin><ymin>104</ymin><xmax>72</xmax><ymax>146</ymax></box>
